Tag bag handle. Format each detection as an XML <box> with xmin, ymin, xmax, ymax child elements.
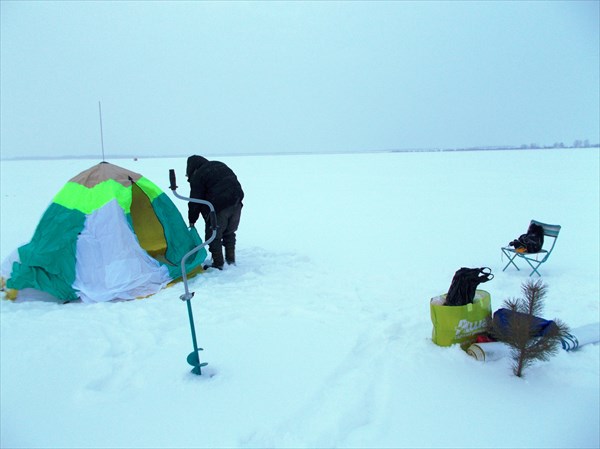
<box><xmin>478</xmin><ymin>267</ymin><xmax>494</xmax><ymax>283</ymax></box>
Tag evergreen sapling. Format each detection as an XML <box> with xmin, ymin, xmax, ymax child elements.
<box><xmin>488</xmin><ymin>279</ymin><xmax>569</xmax><ymax>378</ymax></box>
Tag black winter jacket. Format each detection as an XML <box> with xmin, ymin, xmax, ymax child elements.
<box><xmin>186</xmin><ymin>155</ymin><xmax>244</xmax><ymax>224</ymax></box>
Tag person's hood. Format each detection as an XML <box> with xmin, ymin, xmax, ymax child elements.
<box><xmin>186</xmin><ymin>155</ymin><xmax>209</xmax><ymax>179</ymax></box>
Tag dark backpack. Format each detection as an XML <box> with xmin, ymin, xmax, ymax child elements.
<box><xmin>509</xmin><ymin>223</ymin><xmax>544</xmax><ymax>253</ymax></box>
<box><xmin>445</xmin><ymin>267</ymin><xmax>494</xmax><ymax>306</ymax></box>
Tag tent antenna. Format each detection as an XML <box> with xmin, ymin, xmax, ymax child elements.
<box><xmin>98</xmin><ymin>101</ymin><xmax>105</xmax><ymax>162</ymax></box>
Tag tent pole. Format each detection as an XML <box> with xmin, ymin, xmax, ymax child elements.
<box><xmin>98</xmin><ymin>101</ymin><xmax>105</xmax><ymax>162</ymax></box>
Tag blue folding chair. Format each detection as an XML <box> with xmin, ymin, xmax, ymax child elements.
<box><xmin>501</xmin><ymin>220</ymin><xmax>561</xmax><ymax>277</ymax></box>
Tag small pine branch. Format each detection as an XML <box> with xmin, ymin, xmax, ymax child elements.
<box><xmin>488</xmin><ymin>280</ymin><xmax>570</xmax><ymax>378</ymax></box>
<box><xmin>521</xmin><ymin>278</ymin><xmax>547</xmax><ymax>318</ymax></box>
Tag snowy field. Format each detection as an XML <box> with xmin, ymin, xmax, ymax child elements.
<box><xmin>1</xmin><ymin>148</ymin><xmax>599</xmax><ymax>448</ymax></box>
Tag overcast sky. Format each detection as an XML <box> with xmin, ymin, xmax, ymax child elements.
<box><xmin>1</xmin><ymin>0</ymin><xmax>598</xmax><ymax>159</ymax></box>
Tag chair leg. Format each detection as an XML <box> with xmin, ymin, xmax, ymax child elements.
<box><xmin>502</xmin><ymin>248</ymin><xmax>520</xmax><ymax>272</ymax></box>
<box><xmin>524</xmin><ymin>258</ymin><xmax>542</xmax><ymax>277</ymax></box>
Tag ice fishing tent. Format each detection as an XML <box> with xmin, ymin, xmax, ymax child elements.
<box><xmin>5</xmin><ymin>162</ymin><xmax>206</xmax><ymax>303</ymax></box>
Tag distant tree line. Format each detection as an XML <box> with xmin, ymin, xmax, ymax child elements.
<box><xmin>519</xmin><ymin>139</ymin><xmax>599</xmax><ymax>150</ymax></box>
<box><xmin>435</xmin><ymin>139</ymin><xmax>599</xmax><ymax>153</ymax></box>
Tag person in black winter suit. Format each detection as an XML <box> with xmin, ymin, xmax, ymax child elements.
<box><xmin>186</xmin><ymin>155</ymin><xmax>244</xmax><ymax>269</ymax></box>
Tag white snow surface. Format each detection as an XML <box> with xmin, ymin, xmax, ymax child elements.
<box><xmin>1</xmin><ymin>149</ymin><xmax>599</xmax><ymax>448</ymax></box>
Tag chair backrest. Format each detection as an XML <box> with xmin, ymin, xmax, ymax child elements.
<box><xmin>532</xmin><ymin>220</ymin><xmax>561</xmax><ymax>238</ymax></box>
<box><xmin>530</xmin><ymin>220</ymin><xmax>561</xmax><ymax>259</ymax></box>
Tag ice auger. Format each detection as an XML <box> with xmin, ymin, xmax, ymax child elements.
<box><xmin>169</xmin><ymin>169</ymin><xmax>218</xmax><ymax>375</ymax></box>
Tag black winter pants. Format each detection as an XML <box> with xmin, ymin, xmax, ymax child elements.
<box><xmin>205</xmin><ymin>202</ymin><xmax>242</xmax><ymax>254</ymax></box>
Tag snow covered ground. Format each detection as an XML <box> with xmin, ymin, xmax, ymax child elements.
<box><xmin>1</xmin><ymin>148</ymin><xmax>599</xmax><ymax>448</ymax></box>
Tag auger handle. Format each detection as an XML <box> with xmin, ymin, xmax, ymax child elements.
<box><xmin>169</xmin><ymin>169</ymin><xmax>178</xmax><ymax>190</ymax></box>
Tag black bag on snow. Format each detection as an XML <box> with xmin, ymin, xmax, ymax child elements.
<box><xmin>445</xmin><ymin>267</ymin><xmax>494</xmax><ymax>307</ymax></box>
<box><xmin>509</xmin><ymin>222</ymin><xmax>544</xmax><ymax>253</ymax></box>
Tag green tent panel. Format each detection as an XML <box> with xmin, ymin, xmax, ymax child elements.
<box><xmin>6</xmin><ymin>162</ymin><xmax>206</xmax><ymax>303</ymax></box>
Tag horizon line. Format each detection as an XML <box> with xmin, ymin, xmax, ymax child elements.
<box><xmin>1</xmin><ymin>144</ymin><xmax>599</xmax><ymax>162</ymax></box>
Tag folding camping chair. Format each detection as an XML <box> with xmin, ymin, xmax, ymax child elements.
<box><xmin>501</xmin><ymin>220</ymin><xmax>561</xmax><ymax>277</ymax></box>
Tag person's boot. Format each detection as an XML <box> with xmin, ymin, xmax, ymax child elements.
<box><xmin>225</xmin><ymin>246</ymin><xmax>236</xmax><ymax>265</ymax></box>
<box><xmin>205</xmin><ymin>249</ymin><xmax>224</xmax><ymax>270</ymax></box>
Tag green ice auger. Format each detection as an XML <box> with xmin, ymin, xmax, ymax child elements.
<box><xmin>169</xmin><ymin>169</ymin><xmax>218</xmax><ymax>375</ymax></box>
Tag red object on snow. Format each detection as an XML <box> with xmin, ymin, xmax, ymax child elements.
<box><xmin>476</xmin><ymin>334</ymin><xmax>496</xmax><ymax>343</ymax></box>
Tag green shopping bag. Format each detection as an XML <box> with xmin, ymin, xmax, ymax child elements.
<box><xmin>430</xmin><ymin>290</ymin><xmax>492</xmax><ymax>347</ymax></box>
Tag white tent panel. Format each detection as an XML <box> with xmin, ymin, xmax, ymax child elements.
<box><xmin>73</xmin><ymin>199</ymin><xmax>171</xmax><ymax>303</ymax></box>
